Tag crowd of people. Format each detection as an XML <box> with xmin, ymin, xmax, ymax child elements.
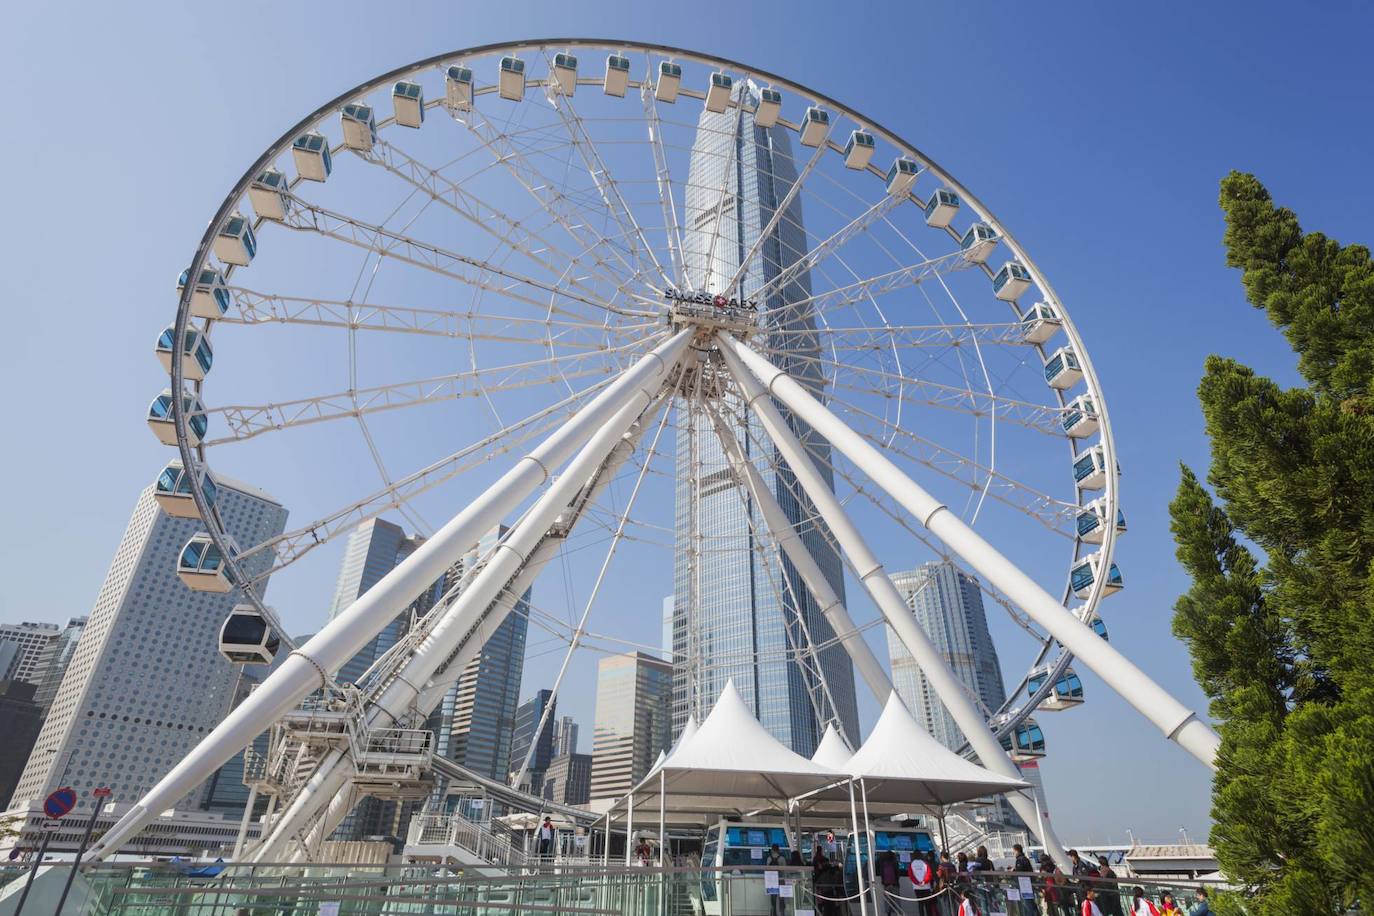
<box><xmin>806</xmin><ymin>840</ymin><xmax>1212</xmax><ymax>916</ymax></box>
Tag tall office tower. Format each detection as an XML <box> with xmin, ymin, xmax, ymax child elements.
<box><xmin>552</xmin><ymin>715</ymin><xmax>579</xmax><ymax>758</ymax></box>
<box><xmin>0</xmin><ymin>622</ymin><xmax>60</xmax><ymax>684</ymax></box>
<box><xmin>10</xmin><ymin>476</ymin><xmax>287</xmax><ymax>813</ymax></box>
<box><xmin>887</xmin><ymin>561</ymin><xmax>1007</xmax><ymax>750</ymax></box>
<box><xmin>671</xmin><ymin>82</ymin><xmax>858</xmax><ymax>755</ymax></box>
<box><xmin>30</xmin><ymin>617</ymin><xmax>88</xmax><ymax>712</ymax></box>
<box><xmin>328</xmin><ymin>518</ymin><xmax>437</xmax><ymax>684</ymax></box>
<box><xmin>543</xmin><ymin>752</ymin><xmax>592</xmax><ymax>806</ymax></box>
<box><xmin>589</xmin><ymin>652</ymin><xmax>673</xmax><ymax>800</ymax></box>
<box><xmin>434</xmin><ymin>527</ymin><xmax>530</xmax><ymax>782</ymax></box>
<box><xmin>0</xmin><ymin>681</ymin><xmax>45</xmax><ymax>809</ymax></box>
<box><xmin>508</xmin><ymin>689</ymin><xmax>556</xmax><ymax>795</ymax></box>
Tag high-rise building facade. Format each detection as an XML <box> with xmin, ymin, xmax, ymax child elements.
<box><xmin>508</xmin><ymin>689</ymin><xmax>556</xmax><ymax>795</ymax></box>
<box><xmin>887</xmin><ymin>561</ymin><xmax>1007</xmax><ymax>750</ymax></box>
<box><xmin>31</xmin><ymin>617</ymin><xmax>88</xmax><ymax>713</ymax></box>
<box><xmin>10</xmin><ymin>477</ymin><xmax>287</xmax><ymax>813</ymax></box>
<box><xmin>589</xmin><ymin>652</ymin><xmax>673</xmax><ymax>800</ymax></box>
<box><xmin>0</xmin><ymin>681</ymin><xmax>45</xmax><ymax>810</ymax></box>
<box><xmin>671</xmin><ymin>82</ymin><xmax>858</xmax><ymax>755</ymax></box>
<box><xmin>432</xmin><ymin>527</ymin><xmax>529</xmax><ymax>782</ymax></box>
<box><xmin>0</xmin><ymin>622</ymin><xmax>60</xmax><ymax>684</ymax></box>
<box><xmin>552</xmin><ymin>715</ymin><xmax>579</xmax><ymax>758</ymax></box>
<box><xmin>543</xmin><ymin>752</ymin><xmax>591</xmax><ymax>806</ymax></box>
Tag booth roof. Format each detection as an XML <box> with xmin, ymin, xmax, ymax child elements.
<box><xmin>810</xmin><ymin>723</ymin><xmax>854</xmax><ymax>769</ymax></box>
<box><xmin>803</xmin><ymin>692</ymin><xmax>1028</xmax><ymax>807</ymax></box>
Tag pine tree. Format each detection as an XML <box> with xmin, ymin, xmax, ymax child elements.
<box><xmin>1170</xmin><ymin>173</ymin><xmax>1374</xmax><ymax>915</ymax></box>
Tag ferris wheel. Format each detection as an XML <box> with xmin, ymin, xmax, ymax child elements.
<box><xmin>109</xmin><ymin>40</ymin><xmax>1218</xmax><ymax>862</ymax></box>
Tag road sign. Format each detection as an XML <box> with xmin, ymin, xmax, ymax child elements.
<box><xmin>93</xmin><ymin>787</ymin><xmax>112</xmax><ymax>798</ymax></box>
<box><xmin>43</xmin><ymin>787</ymin><xmax>76</xmax><ymax>820</ymax></box>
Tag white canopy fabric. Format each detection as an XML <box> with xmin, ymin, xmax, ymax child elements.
<box><xmin>810</xmin><ymin>723</ymin><xmax>854</xmax><ymax>769</ymax></box>
<box><xmin>619</xmin><ymin>680</ymin><xmax>840</xmax><ymax>814</ymax></box>
<box><xmin>808</xmin><ymin>692</ymin><xmax>1028</xmax><ymax>807</ymax></box>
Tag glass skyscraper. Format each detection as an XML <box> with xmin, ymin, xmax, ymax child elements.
<box><xmin>589</xmin><ymin>652</ymin><xmax>673</xmax><ymax>800</ymax></box>
<box><xmin>671</xmin><ymin>82</ymin><xmax>859</xmax><ymax>755</ymax></box>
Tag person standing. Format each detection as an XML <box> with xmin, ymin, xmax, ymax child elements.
<box><xmin>1082</xmin><ymin>887</ymin><xmax>1104</xmax><ymax>916</ymax></box>
<box><xmin>1043</xmin><ymin>859</ymin><xmax>1068</xmax><ymax>916</ymax></box>
<box><xmin>957</xmin><ymin>887</ymin><xmax>981</xmax><ymax>916</ymax></box>
<box><xmin>1131</xmin><ymin>887</ymin><xmax>1160</xmax><ymax>916</ymax></box>
<box><xmin>537</xmin><ymin>816</ymin><xmax>555</xmax><ymax>858</ymax></box>
<box><xmin>1007</xmin><ymin>845</ymin><xmax>1033</xmax><ymax>916</ymax></box>
<box><xmin>1157</xmin><ymin>892</ymin><xmax>1181</xmax><ymax>916</ymax></box>
<box><xmin>1095</xmin><ymin>856</ymin><xmax>1123</xmax><ymax>916</ymax></box>
<box><xmin>910</xmin><ymin>849</ymin><xmax>938</xmax><ymax>916</ymax></box>
<box><xmin>878</xmin><ymin>849</ymin><xmax>902</xmax><ymax>916</ymax></box>
<box><xmin>1011</xmin><ymin>844</ymin><xmax>1033</xmax><ymax>874</ymax></box>
<box><xmin>937</xmin><ymin>851</ymin><xmax>959</xmax><ymax>916</ymax></box>
<box><xmin>1186</xmin><ymin>889</ymin><xmax>1210</xmax><ymax>916</ymax></box>
<box><xmin>766</xmin><ymin>843</ymin><xmax>788</xmax><ymax>916</ymax></box>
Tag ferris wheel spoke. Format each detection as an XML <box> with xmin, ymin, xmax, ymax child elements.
<box><xmin>455</xmin><ymin>107</ymin><xmax>662</xmax><ymax>296</ymax></box>
<box><xmin>278</xmin><ymin>194</ymin><xmax>621</xmax><ymax>322</ymax></box>
<box><xmin>640</xmin><ymin>79</ymin><xmax>687</xmax><ymax>284</ymax></box>
<box><xmin>353</xmin><ymin>138</ymin><xmax>649</xmax><ymax>311</ymax></box>
<box><xmin>220</xmin><ymin>287</ymin><xmax>655</xmax><ymax>347</ymax></box>
<box><xmin>541</xmin><ymin>68</ymin><xmax>673</xmax><ymax>290</ymax></box>
<box><xmin>765</xmin><ymin>320</ymin><xmax>1036</xmax><ymax>351</ymax></box>
<box><xmin>199</xmin><ymin>341</ymin><xmax>652</xmax><ymax>445</ymax></box>
<box><xmin>233</xmin><ymin>375</ymin><xmax>623</xmax><ymax>579</ymax></box>
<box><xmin>769</xmin><ymin>247</ymin><xmax>981</xmax><ymax>319</ymax></box>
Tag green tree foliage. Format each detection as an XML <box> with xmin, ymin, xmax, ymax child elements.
<box><xmin>1170</xmin><ymin>173</ymin><xmax>1374</xmax><ymax>914</ymax></box>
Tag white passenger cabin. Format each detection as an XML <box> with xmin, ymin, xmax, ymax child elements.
<box><xmin>1090</xmin><ymin>615</ymin><xmax>1109</xmax><ymax>640</ymax></box>
<box><xmin>147</xmin><ymin>389</ymin><xmax>208</xmax><ymax>447</ymax></box>
<box><xmin>248</xmin><ymin>167</ymin><xmax>290</xmax><ymax>221</ymax></box>
<box><xmin>705</xmin><ymin>71</ymin><xmax>732</xmax><ymax>113</ymax></box>
<box><xmin>700</xmin><ymin>820</ymin><xmax>796</xmax><ymax>916</ymax></box>
<box><xmin>1076</xmin><ymin>496</ymin><xmax>1127</xmax><ymax>545</ymax></box>
<box><xmin>1028</xmin><ymin>665</ymin><xmax>1085</xmax><ymax>711</ymax></box>
<box><xmin>754</xmin><ymin>88</ymin><xmax>782</xmax><ymax>127</ymax></box>
<box><xmin>177</xmin><ymin>533</ymin><xmax>237</xmax><ymax>593</ymax></box>
<box><xmin>155</xmin><ymin>326</ymin><xmax>214</xmax><ymax>381</ymax></box>
<box><xmin>551</xmin><ymin>53</ymin><xmax>578</xmax><ymax>96</ymax></box>
<box><xmin>655</xmin><ymin>61</ymin><xmax>682</xmax><ymax>102</ymax></box>
<box><xmin>885</xmin><ymin>157</ymin><xmax>918</xmax><ymax>197</ymax></box>
<box><xmin>219</xmin><ymin>606</ymin><xmax>280</xmax><ymax>665</ymax></box>
<box><xmin>799</xmin><ymin>106</ymin><xmax>829</xmax><ymax>146</ymax></box>
<box><xmin>154</xmin><ymin>461</ymin><xmax>218</xmax><ymax>519</ymax></box>
<box><xmin>291</xmin><ymin>131</ymin><xmax>332</xmax><ymax>182</ymax></box>
<box><xmin>1061</xmin><ymin>394</ymin><xmax>1099</xmax><ymax>438</ymax></box>
<box><xmin>445</xmin><ymin>65</ymin><xmax>474</xmax><ymax>110</ymax></box>
<box><xmin>603</xmin><ymin>54</ymin><xmax>630</xmax><ymax>97</ymax></box>
<box><xmin>1073</xmin><ymin>446</ymin><xmax>1108</xmax><ymax>491</ymax></box>
<box><xmin>924</xmin><ymin>189</ymin><xmax>960</xmax><ymax>228</ymax></box>
<box><xmin>992</xmin><ymin>260</ymin><xmax>1033</xmax><ymax>301</ymax></box>
<box><xmin>1071</xmin><ymin>551</ymin><xmax>1123</xmax><ymax>599</ymax></box>
<box><xmin>214</xmin><ymin>212</ymin><xmax>256</xmax><ymax>267</ymax></box>
<box><xmin>843</xmin><ymin>130</ymin><xmax>875</xmax><ymax>169</ymax></box>
<box><xmin>1020</xmin><ymin>302</ymin><xmax>1061</xmax><ymax>344</ymax></box>
<box><xmin>996</xmin><ymin>716</ymin><xmax>1046</xmax><ymax>762</ymax></box>
<box><xmin>959</xmin><ymin>222</ymin><xmax>999</xmax><ymax>264</ymax></box>
<box><xmin>340</xmin><ymin>103</ymin><xmax>376</xmax><ymax>152</ymax></box>
<box><xmin>1043</xmin><ymin>346</ymin><xmax>1083</xmax><ymax>390</ymax></box>
<box><xmin>177</xmin><ymin>266</ymin><xmax>230</xmax><ymax>320</ymax></box>
<box><xmin>392</xmin><ymin>80</ymin><xmax>425</xmax><ymax>128</ymax></box>
<box><xmin>499</xmin><ymin>56</ymin><xmax>526</xmax><ymax>101</ymax></box>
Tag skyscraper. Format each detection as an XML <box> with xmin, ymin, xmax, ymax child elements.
<box><xmin>671</xmin><ymin>82</ymin><xmax>858</xmax><ymax>754</ymax></box>
<box><xmin>10</xmin><ymin>476</ymin><xmax>287</xmax><ymax>812</ymax></box>
<box><xmin>552</xmin><ymin>715</ymin><xmax>579</xmax><ymax>758</ymax></box>
<box><xmin>589</xmin><ymin>652</ymin><xmax>673</xmax><ymax>800</ymax></box>
<box><xmin>0</xmin><ymin>681</ymin><xmax>44</xmax><ymax>810</ymax></box>
<box><xmin>0</xmin><ymin>622</ymin><xmax>60</xmax><ymax>685</ymax></box>
<box><xmin>432</xmin><ymin>527</ymin><xmax>529</xmax><ymax>782</ymax></box>
<box><xmin>508</xmin><ymin>689</ymin><xmax>556</xmax><ymax>795</ymax></box>
<box><xmin>30</xmin><ymin>617</ymin><xmax>88</xmax><ymax>713</ymax></box>
<box><xmin>543</xmin><ymin>752</ymin><xmax>591</xmax><ymax>806</ymax></box>
<box><xmin>887</xmin><ymin>561</ymin><xmax>1007</xmax><ymax>750</ymax></box>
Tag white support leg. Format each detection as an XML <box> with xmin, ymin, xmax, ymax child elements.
<box><xmin>720</xmin><ymin>333</ymin><xmax>1222</xmax><ymax>768</ymax></box>
<box><xmin>704</xmin><ymin>405</ymin><xmax>895</xmax><ymax>713</ymax></box>
<box><xmin>251</xmin><ymin>391</ymin><xmax>670</xmax><ymax>861</ymax></box>
<box><xmin>86</xmin><ymin>330</ymin><xmax>690</xmax><ymax>861</ymax></box>
<box><xmin>717</xmin><ymin>335</ymin><xmax>1072</xmax><ymax>870</ymax></box>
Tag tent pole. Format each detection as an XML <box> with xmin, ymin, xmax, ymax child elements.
<box><xmin>848</xmin><ymin>779</ymin><xmax>870</xmax><ymax>916</ymax></box>
<box><xmin>626</xmin><ymin>792</ymin><xmax>635</xmax><ymax>866</ymax></box>
<box><xmin>658</xmin><ymin>771</ymin><xmax>666</xmax><ymax>867</ymax></box>
<box><xmin>861</xmin><ymin>778</ymin><xmax>881</xmax><ymax>915</ymax></box>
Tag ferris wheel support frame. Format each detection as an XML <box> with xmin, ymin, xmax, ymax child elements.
<box><xmin>251</xmin><ymin>384</ymin><xmax>671</xmax><ymax>861</ymax></box>
<box><xmin>86</xmin><ymin>330</ymin><xmax>690</xmax><ymax>862</ymax></box>
<box><xmin>720</xmin><ymin>334</ymin><xmax>1223</xmax><ymax>769</ymax></box>
<box><xmin>717</xmin><ymin>336</ymin><xmax>1072</xmax><ymax>870</ymax></box>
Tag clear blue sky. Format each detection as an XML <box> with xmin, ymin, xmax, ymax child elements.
<box><xmin>3</xmin><ymin>1</ymin><xmax>1371</xmax><ymax>846</ymax></box>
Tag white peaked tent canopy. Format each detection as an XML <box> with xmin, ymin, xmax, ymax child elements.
<box><xmin>621</xmin><ymin>681</ymin><xmax>841</xmax><ymax>815</ymax></box>
<box><xmin>809</xmin><ymin>692</ymin><xmax>1028</xmax><ymax>807</ymax></box>
<box><xmin>811</xmin><ymin>723</ymin><xmax>855</xmax><ymax>770</ymax></box>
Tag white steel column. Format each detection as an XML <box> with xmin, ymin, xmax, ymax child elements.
<box><xmin>720</xmin><ymin>333</ymin><xmax>1222</xmax><ymax>768</ymax></box>
<box><xmin>704</xmin><ymin>406</ymin><xmax>895</xmax><ymax>709</ymax></box>
<box><xmin>252</xmin><ymin>391</ymin><xmax>670</xmax><ymax>860</ymax></box>
<box><xmin>717</xmin><ymin>335</ymin><xmax>1071</xmax><ymax>870</ymax></box>
<box><xmin>87</xmin><ymin>330</ymin><xmax>690</xmax><ymax>861</ymax></box>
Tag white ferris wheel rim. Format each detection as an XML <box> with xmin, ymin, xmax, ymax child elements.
<box><xmin>164</xmin><ymin>38</ymin><xmax>1122</xmax><ymax>739</ymax></box>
